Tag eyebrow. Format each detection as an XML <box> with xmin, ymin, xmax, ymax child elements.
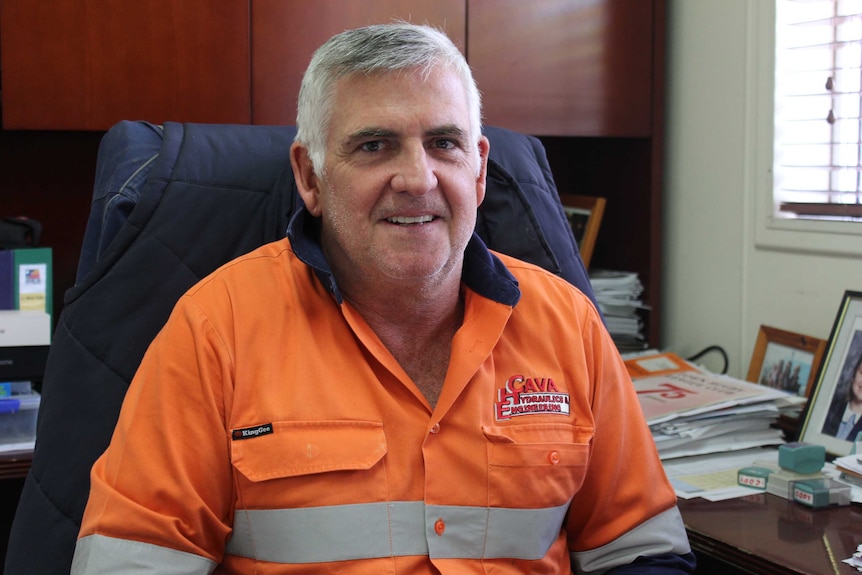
<box><xmin>340</xmin><ymin>128</ymin><xmax>394</xmax><ymax>149</ymax></box>
<box><xmin>340</xmin><ymin>124</ymin><xmax>468</xmax><ymax>149</ymax></box>
<box><xmin>426</xmin><ymin>125</ymin><xmax>468</xmax><ymax>139</ymax></box>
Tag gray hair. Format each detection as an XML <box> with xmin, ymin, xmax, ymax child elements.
<box><xmin>295</xmin><ymin>22</ymin><xmax>483</xmax><ymax>173</ymax></box>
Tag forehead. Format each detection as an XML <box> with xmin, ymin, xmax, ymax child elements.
<box><xmin>326</xmin><ymin>67</ymin><xmax>472</xmax><ymax>139</ymax></box>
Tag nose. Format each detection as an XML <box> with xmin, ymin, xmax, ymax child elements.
<box><xmin>390</xmin><ymin>143</ymin><xmax>438</xmax><ymax>196</ymax></box>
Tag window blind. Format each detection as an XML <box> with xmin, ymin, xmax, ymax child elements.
<box><xmin>774</xmin><ymin>0</ymin><xmax>862</xmax><ymax>220</ymax></box>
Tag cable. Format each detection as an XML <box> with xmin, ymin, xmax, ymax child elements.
<box><xmin>686</xmin><ymin>345</ymin><xmax>729</xmax><ymax>374</ymax></box>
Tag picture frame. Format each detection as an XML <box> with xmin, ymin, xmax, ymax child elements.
<box><xmin>559</xmin><ymin>194</ymin><xmax>606</xmax><ymax>269</ymax></box>
<box><xmin>798</xmin><ymin>290</ymin><xmax>862</xmax><ymax>457</ymax></box>
<box><xmin>745</xmin><ymin>325</ymin><xmax>826</xmax><ymax>398</ymax></box>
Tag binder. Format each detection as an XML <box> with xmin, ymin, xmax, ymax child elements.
<box><xmin>12</xmin><ymin>247</ymin><xmax>52</xmax><ymax>317</ymax></box>
<box><xmin>0</xmin><ymin>250</ymin><xmax>13</xmax><ymax>310</ymax></box>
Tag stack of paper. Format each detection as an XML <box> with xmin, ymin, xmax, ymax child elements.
<box><xmin>589</xmin><ymin>269</ymin><xmax>648</xmax><ymax>352</ymax></box>
<box><xmin>834</xmin><ymin>454</ymin><xmax>862</xmax><ymax>488</ymax></box>
<box><xmin>842</xmin><ymin>545</ymin><xmax>862</xmax><ymax>572</ymax></box>
<box><xmin>633</xmin><ymin>369</ymin><xmax>805</xmax><ymax>460</ymax></box>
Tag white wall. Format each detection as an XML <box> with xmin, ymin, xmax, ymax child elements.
<box><xmin>663</xmin><ymin>0</ymin><xmax>862</xmax><ymax>378</ymax></box>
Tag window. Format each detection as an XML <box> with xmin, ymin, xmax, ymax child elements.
<box><xmin>774</xmin><ymin>0</ymin><xmax>862</xmax><ymax>221</ymax></box>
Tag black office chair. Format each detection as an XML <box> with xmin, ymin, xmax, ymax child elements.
<box><xmin>5</xmin><ymin>121</ymin><xmax>595</xmax><ymax>574</ymax></box>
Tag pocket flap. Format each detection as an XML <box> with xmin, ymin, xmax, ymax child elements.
<box><xmin>488</xmin><ymin>442</ymin><xmax>589</xmax><ymax>468</ymax></box>
<box><xmin>231</xmin><ymin>420</ymin><xmax>386</xmax><ymax>482</ymax></box>
<box><xmin>483</xmin><ymin>423</ymin><xmax>592</xmax><ymax>468</ymax></box>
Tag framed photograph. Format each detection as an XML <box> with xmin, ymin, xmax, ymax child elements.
<box><xmin>799</xmin><ymin>290</ymin><xmax>862</xmax><ymax>457</ymax></box>
<box><xmin>559</xmin><ymin>194</ymin><xmax>606</xmax><ymax>269</ymax></box>
<box><xmin>745</xmin><ymin>325</ymin><xmax>826</xmax><ymax>397</ymax></box>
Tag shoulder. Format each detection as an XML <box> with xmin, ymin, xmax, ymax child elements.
<box><xmin>178</xmin><ymin>238</ymin><xmax>304</xmax><ymax>316</ymax></box>
<box><xmin>493</xmin><ymin>250</ymin><xmax>602</xmax><ymax>327</ymax></box>
<box><xmin>495</xmin><ymin>251</ymin><xmax>594</xmax><ymax>303</ymax></box>
<box><xmin>188</xmin><ymin>238</ymin><xmax>295</xmax><ymax>289</ymax></box>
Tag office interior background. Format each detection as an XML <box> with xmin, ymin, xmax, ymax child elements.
<box><xmin>664</xmin><ymin>0</ymin><xmax>862</xmax><ymax>378</ymax></box>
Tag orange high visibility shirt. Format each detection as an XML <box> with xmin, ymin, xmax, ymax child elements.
<box><xmin>74</xmin><ymin>232</ymin><xmax>689</xmax><ymax>574</ymax></box>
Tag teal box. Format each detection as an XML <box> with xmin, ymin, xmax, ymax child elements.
<box><xmin>737</xmin><ymin>466</ymin><xmax>772</xmax><ymax>490</ymax></box>
<box><xmin>778</xmin><ymin>442</ymin><xmax>825</xmax><ymax>474</ymax></box>
<box><xmin>792</xmin><ymin>478</ymin><xmax>850</xmax><ymax>509</ymax></box>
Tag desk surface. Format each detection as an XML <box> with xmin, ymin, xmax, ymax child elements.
<box><xmin>678</xmin><ymin>493</ymin><xmax>862</xmax><ymax>575</ymax></box>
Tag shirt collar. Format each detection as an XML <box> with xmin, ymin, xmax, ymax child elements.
<box><xmin>286</xmin><ymin>207</ymin><xmax>520</xmax><ymax>306</ymax></box>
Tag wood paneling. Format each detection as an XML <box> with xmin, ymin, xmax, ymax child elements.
<box><xmin>0</xmin><ymin>0</ymin><xmax>251</xmax><ymax>130</ymax></box>
<box><xmin>250</xmin><ymin>0</ymin><xmax>466</xmax><ymax>126</ymax></box>
<box><xmin>468</xmin><ymin>0</ymin><xmax>654</xmax><ymax>137</ymax></box>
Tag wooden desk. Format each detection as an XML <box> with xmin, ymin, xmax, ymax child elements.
<box><xmin>0</xmin><ymin>450</ymin><xmax>31</xmax><ymax>480</ymax></box>
<box><xmin>678</xmin><ymin>493</ymin><xmax>862</xmax><ymax>574</ymax></box>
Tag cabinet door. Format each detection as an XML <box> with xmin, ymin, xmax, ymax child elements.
<box><xmin>468</xmin><ymin>0</ymin><xmax>654</xmax><ymax>137</ymax></box>
<box><xmin>0</xmin><ymin>0</ymin><xmax>251</xmax><ymax>130</ymax></box>
<box><xmin>251</xmin><ymin>0</ymin><xmax>466</xmax><ymax>126</ymax></box>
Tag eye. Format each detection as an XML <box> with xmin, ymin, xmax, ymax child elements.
<box><xmin>360</xmin><ymin>140</ymin><xmax>384</xmax><ymax>153</ymax></box>
<box><xmin>433</xmin><ymin>138</ymin><xmax>456</xmax><ymax>150</ymax></box>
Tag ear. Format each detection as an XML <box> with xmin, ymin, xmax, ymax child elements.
<box><xmin>290</xmin><ymin>142</ymin><xmax>323</xmax><ymax>216</ymax></box>
<box><xmin>475</xmin><ymin>136</ymin><xmax>490</xmax><ymax>207</ymax></box>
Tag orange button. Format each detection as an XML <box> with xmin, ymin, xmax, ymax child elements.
<box><xmin>430</xmin><ymin>423</ymin><xmax>441</xmax><ymax>435</ymax></box>
<box><xmin>434</xmin><ymin>518</ymin><xmax>445</xmax><ymax>536</ymax></box>
<box><xmin>548</xmin><ymin>451</ymin><xmax>561</xmax><ymax>465</ymax></box>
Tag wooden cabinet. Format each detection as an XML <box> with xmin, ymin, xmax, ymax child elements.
<box><xmin>249</xmin><ymin>0</ymin><xmax>655</xmax><ymax>137</ymax></box>
<box><xmin>1</xmin><ymin>0</ymin><xmax>653</xmax><ymax>136</ymax></box>
<box><xmin>0</xmin><ymin>0</ymin><xmax>251</xmax><ymax>130</ymax></box>
<box><xmin>250</xmin><ymin>0</ymin><xmax>465</xmax><ymax>126</ymax></box>
<box><xmin>0</xmin><ymin>0</ymin><xmax>666</xmax><ymax>346</ymax></box>
<box><xmin>467</xmin><ymin>0</ymin><xmax>666</xmax><ymax>345</ymax></box>
<box><xmin>549</xmin><ymin>0</ymin><xmax>664</xmax><ymax>347</ymax></box>
<box><xmin>468</xmin><ymin>0</ymin><xmax>655</xmax><ymax>137</ymax></box>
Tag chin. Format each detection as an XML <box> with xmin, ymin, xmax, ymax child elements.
<box><xmin>382</xmin><ymin>257</ymin><xmax>454</xmax><ymax>282</ymax></box>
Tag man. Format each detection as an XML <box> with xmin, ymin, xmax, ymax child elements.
<box><xmin>71</xmin><ymin>23</ymin><xmax>695</xmax><ymax>574</ymax></box>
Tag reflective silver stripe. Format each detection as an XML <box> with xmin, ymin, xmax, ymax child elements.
<box><xmin>71</xmin><ymin>534</ymin><xmax>216</xmax><ymax>575</ymax></box>
<box><xmin>571</xmin><ymin>506</ymin><xmax>693</xmax><ymax>575</ymax></box>
<box><xmin>226</xmin><ymin>500</ymin><xmax>570</xmax><ymax>563</ymax></box>
<box><xmin>228</xmin><ymin>501</ymin><xmax>428</xmax><ymax>563</ymax></box>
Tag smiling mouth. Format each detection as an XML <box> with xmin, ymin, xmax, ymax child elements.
<box><xmin>386</xmin><ymin>215</ymin><xmax>435</xmax><ymax>225</ymax></box>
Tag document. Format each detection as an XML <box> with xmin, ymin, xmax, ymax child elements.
<box><xmin>662</xmin><ymin>448</ymin><xmax>778</xmax><ymax>501</ymax></box>
<box><xmin>635</xmin><ymin>370</ymin><xmax>787</xmax><ymax>426</ymax></box>
<box><xmin>635</xmin><ymin>370</ymin><xmax>799</xmax><ymax>459</ymax></box>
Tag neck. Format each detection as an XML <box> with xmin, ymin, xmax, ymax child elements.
<box><xmin>341</xmin><ymin>274</ymin><xmax>464</xmax><ymax>409</ymax></box>
<box><xmin>343</xmin><ymin>274</ymin><xmax>463</xmax><ymax>337</ymax></box>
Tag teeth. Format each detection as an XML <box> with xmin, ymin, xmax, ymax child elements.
<box><xmin>388</xmin><ymin>215</ymin><xmax>434</xmax><ymax>224</ymax></box>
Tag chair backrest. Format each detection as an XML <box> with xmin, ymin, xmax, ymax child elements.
<box><xmin>5</xmin><ymin>120</ymin><xmax>595</xmax><ymax>575</ymax></box>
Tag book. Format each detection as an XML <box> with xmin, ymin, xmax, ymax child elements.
<box><xmin>12</xmin><ymin>247</ymin><xmax>52</xmax><ymax>317</ymax></box>
<box><xmin>0</xmin><ymin>250</ymin><xmax>13</xmax><ymax>310</ymax></box>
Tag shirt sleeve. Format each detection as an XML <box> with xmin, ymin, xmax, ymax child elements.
<box><xmin>74</xmin><ymin>294</ymin><xmax>235</xmax><ymax>570</ymax></box>
<box><xmin>565</xmin><ymin>307</ymin><xmax>693</xmax><ymax>574</ymax></box>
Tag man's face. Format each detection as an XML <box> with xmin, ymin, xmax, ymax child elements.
<box><xmin>294</xmin><ymin>66</ymin><xmax>489</xmax><ymax>287</ymax></box>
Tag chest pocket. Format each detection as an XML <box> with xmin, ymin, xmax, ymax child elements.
<box><xmin>230</xmin><ymin>420</ymin><xmax>388</xmax><ymax>507</ymax></box>
<box><xmin>484</xmin><ymin>423</ymin><xmax>592</xmax><ymax>509</ymax></box>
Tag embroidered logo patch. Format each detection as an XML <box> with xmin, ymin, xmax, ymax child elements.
<box><xmin>494</xmin><ymin>375</ymin><xmax>570</xmax><ymax>421</ymax></box>
<box><xmin>232</xmin><ymin>423</ymin><xmax>274</xmax><ymax>440</ymax></box>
